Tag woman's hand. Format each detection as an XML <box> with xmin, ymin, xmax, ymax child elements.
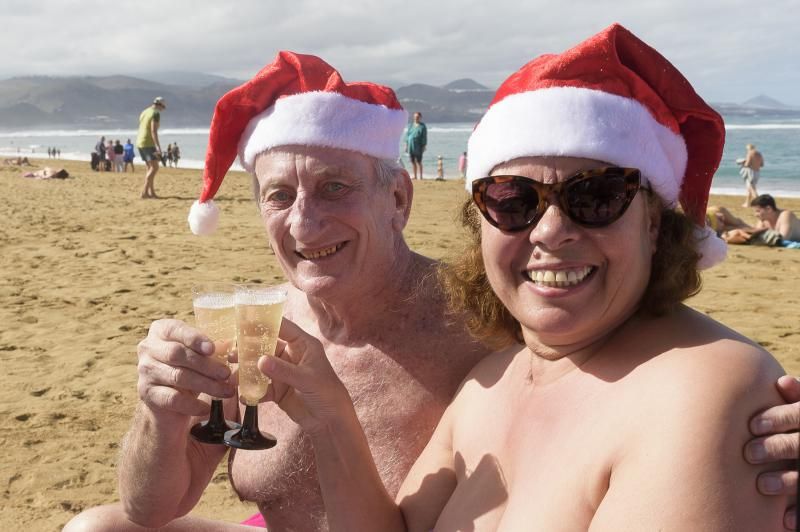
<box><xmin>258</xmin><ymin>318</ymin><xmax>352</xmax><ymax>435</ymax></box>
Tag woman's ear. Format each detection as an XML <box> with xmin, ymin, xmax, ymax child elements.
<box><xmin>647</xmin><ymin>195</ymin><xmax>661</xmax><ymax>254</ymax></box>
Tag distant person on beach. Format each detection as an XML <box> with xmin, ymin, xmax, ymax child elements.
<box><xmin>706</xmin><ymin>205</ymin><xmax>750</xmax><ymax>236</ymax></box>
<box><xmin>136</xmin><ymin>96</ymin><xmax>166</xmax><ymax>198</ymax></box>
<box><xmin>123</xmin><ymin>138</ymin><xmax>135</xmax><ymax>172</ymax></box>
<box><xmin>405</xmin><ymin>111</ymin><xmax>427</xmax><ymax>179</ymax></box>
<box><xmin>724</xmin><ymin>194</ymin><xmax>800</xmax><ymax>246</ymax></box>
<box><xmin>458</xmin><ymin>150</ymin><xmax>467</xmax><ymax>179</ymax></box>
<box><xmin>436</xmin><ymin>155</ymin><xmax>444</xmax><ymax>180</ymax></box>
<box><xmin>3</xmin><ymin>156</ymin><xmax>31</xmax><ymax>166</ymax></box>
<box><xmin>166</xmin><ymin>143</ymin><xmax>174</xmax><ymax>167</ymax></box>
<box><xmin>65</xmin><ymin>52</ymin><xmax>799</xmax><ymax>532</ymax></box>
<box><xmin>172</xmin><ymin>142</ymin><xmax>181</xmax><ymax>167</ymax></box>
<box><xmin>95</xmin><ymin>136</ymin><xmax>106</xmax><ymax>172</ymax></box>
<box><xmin>105</xmin><ymin>140</ymin><xmax>115</xmax><ymax>172</ymax></box>
<box><xmin>113</xmin><ymin>139</ymin><xmax>124</xmax><ymax>172</ymax></box>
<box><xmin>738</xmin><ymin>143</ymin><xmax>764</xmax><ymax>207</ymax></box>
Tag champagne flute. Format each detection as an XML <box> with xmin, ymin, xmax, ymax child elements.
<box><xmin>224</xmin><ymin>284</ymin><xmax>288</xmax><ymax>450</ymax></box>
<box><xmin>189</xmin><ymin>283</ymin><xmax>241</xmax><ymax>444</ymax></box>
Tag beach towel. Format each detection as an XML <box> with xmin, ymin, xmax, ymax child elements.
<box><xmin>241</xmin><ymin>513</ymin><xmax>266</xmax><ymax>527</ymax></box>
<box><xmin>780</xmin><ymin>240</ymin><xmax>800</xmax><ymax>249</ymax></box>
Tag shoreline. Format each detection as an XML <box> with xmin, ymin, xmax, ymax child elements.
<box><xmin>1</xmin><ymin>159</ymin><xmax>798</xmax><ymax>529</ymax></box>
<box><xmin>6</xmin><ymin>155</ymin><xmax>800</xmax><ymax>198</ymax></box>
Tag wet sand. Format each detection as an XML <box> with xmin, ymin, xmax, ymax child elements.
<box><xmin>1</xmin><ymin>159</ymin><xmax>798</xmax><ymax>530</ymax></box>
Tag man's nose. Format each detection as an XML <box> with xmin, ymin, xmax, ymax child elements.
<box><xmin>288</xmin><ymin>195</ymin><xmax>325</xmax><ymax>237</ymax></box>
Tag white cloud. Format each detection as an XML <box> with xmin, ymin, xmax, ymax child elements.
<box><xmin>1</xmin><ymin>0</ymin><xmax>798</xmax><ymax>104</ymax></box>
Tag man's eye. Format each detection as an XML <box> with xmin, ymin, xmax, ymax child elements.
<box><xmin>266</xmin><ymin>190</ymin><xmax>293</xmax><ymax>203</ymax></box>
<box><xmin>324</xmin><ymin>182</ymin><xmax>346</xmax><ymax>193</ymax></box>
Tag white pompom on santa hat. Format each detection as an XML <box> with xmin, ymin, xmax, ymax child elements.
<box><xmin>466</xmin><ymin>23</ymin><xmax>727</xmax><ymax>269</ymax></box>
<box><xmin>187</xmin><ymin>51</ymin><xmax>408</xmax><ymax>236</ymax></box>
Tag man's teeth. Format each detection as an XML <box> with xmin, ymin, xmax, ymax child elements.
<box><xmin>527</xmin><ymin>266</ymin><xmax>593</xmax><ymax>287</ymax></box>
<box><xmin>301</xmin><ymin>243</ymin><xmax>343</xmax><ymax>259</ymax></box>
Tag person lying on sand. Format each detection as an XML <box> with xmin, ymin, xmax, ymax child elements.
<box><xmin>4</xmin><ymin>156</ymin><xmax>31</xmax><ymax>166</ymax></box>
<box><xmin>706</xmin><ymin>205</ymin><xmax>750</xmax><ymax>236</ymax></box>
<box><xmin>22</xmin><ymin>167</ymin><xmax>69</xmax><ymax>179</ymax></box>
<box><xmin>724</xmin><ymin>194</ymin><xmax>800</xmax><ymax>246</ymax></box>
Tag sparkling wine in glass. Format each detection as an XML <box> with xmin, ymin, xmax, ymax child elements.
<box><xmin>224</xmin><ymin>284</ymin><xmax>288</xmax><ymax>450</ymax></box>
<box><xmin>189</xmin><ymin>283</ymin><xmax>241</xmax><ymax>444</ymax></box>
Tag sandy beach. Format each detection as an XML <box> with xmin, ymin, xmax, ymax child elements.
<box><xmin>1</xmin><ymin>159</ymin><xmax>798</xmax><ymax>530</ymax></box>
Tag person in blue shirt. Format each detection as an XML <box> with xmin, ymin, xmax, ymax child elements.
<box><xmin>405</xmin><ymin>112</ymin><xmax>427</xmax><ymax>179</ymax></box>
<box><xmin>123</xmin><ymin>138</ymin><xmax>136</xmax><ymax>173</ymax></box>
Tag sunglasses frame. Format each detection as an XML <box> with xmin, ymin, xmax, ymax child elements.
<box><xmin>471</xmin><ymin>167</ymin><xmax>642</xmax><ymax>232</ymax></box>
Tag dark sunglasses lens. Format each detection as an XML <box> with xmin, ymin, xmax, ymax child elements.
<box><xmin>483</xmin><ymin>180</ymin><xmax>540</xmax><ymax>230</ymax></box>
<box><xmin>565</xmin><ymin>173</ymin><xmax>634</xmax><ymax>226</ymax></box>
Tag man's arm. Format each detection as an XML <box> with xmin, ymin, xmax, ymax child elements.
<box><xmin>151</xmin><ymin>117</ymin><xmax>161</xmax><ymax>153</ymax></box>
<box><xmin>589</xmin><ymin>341</ymin><xmax>788</xmax><ymax>530</ymax></box>
<box><xmin>118</xmin><ymin>319</ymin><xmax>236</xmax><ymax>528</ymax></box>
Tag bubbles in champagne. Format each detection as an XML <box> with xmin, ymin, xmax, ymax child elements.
<box><xmin>234</xmin><ymin>287</ymin><xmax>287</xmax><ymax>406</ymax></box>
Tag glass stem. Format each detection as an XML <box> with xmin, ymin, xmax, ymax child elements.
<box><xmin>207</xmin><ymin>398</ymin><xmax>225</xmax><ymax>430</ymax></box>
<box><xmin>240</xmin><ymin>404</ymin><xmax>261</xmax><ymax>439</ymax></box>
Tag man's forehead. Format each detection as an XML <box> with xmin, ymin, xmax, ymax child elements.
<box><xmin>254</xmin><ymin>146</ymin><xmax>374</xmax><ymax>180</ymax></box>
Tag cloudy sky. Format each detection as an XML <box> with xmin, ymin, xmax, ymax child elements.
<box><xmin>3</xmin><ymin>0</ymin><xmax>798</xmax><ymax>105</ymax></box>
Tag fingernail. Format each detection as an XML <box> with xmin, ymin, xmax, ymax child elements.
<box><xmin>759</xmin><ymin>475</ymin><xmax>783</xmax><ymax>494</ymax></box>
<box><xmin>200</xmin><ymin>341</ymin><xmax>214</xmax><ymax>356</ymax></box>
<box><xmin>746</xmin><ymin>442</ymin><xmax>767</xmax><ymax>462</ymax></box>
<box><xmin>754</xmin><ymin>418</ymin><xmax>772</xmax><ymax>434</ymax></box>
<box><xmin>216</xmin><ymin>366</ymin><xmax>231</xmax><ymax>379</ymax></box>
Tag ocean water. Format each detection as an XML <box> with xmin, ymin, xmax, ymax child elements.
<box><xmin>2</xmin><ymin>116</ymin><xmax>798</xmax><ymax>197</ymax></box>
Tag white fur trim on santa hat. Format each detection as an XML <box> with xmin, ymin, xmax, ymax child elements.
<box><xmin>695</xmin><ymin>224</ymin><xmax>727</xmax><ymax>269</ymax></box>
<box><xmin>239</xmin><ymin>91</ymin><xmax>408</xmax><ymax>172</ymax></box>
<box><xmin>466</xmin><ymin>87</ymin><xmax>688</xmax><ymax>208</ymax></box>
<box><xmin>188</xmin><ymin>200</ymin><xmax>220</xmax><ymax>236</ymax></box>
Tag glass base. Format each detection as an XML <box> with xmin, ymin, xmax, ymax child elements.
<box><xmin>222</xmin><ymin>403</ymin><xmax>276</xmax><ymax>450</ymax></box>
<box><xmin>190</xmin><ymin>418</ymin><xmax>241</xmax><ymax>444</ymax></box>
<box><xmin>223</xmin><ymin>427</ymin><xmax>277</xmax><ymax>450</ymax></box>
<box><xmin>190</xmin><ymin>399</ymin><xmax>241</xmax><ymax>445</ymax></box>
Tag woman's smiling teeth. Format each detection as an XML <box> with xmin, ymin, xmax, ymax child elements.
<box><xmin>526</xmin><ymin>266</ymin><xmax>593</xmax><ymax>288</ymax></box>
<box><xmin>298</xmin><ymin>243</ymin><xmax>345</xmax><ymax>260</ymax></box>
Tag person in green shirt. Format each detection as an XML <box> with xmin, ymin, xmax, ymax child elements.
<box><xmin>405</xmin><ymin>111</ymin><xmax>427</xmax><ymax>179</ymax></box>
<box><xmin>136</xmin><ymin>97</ymin><xmax>166</xmax><ymax>198</ymax></box>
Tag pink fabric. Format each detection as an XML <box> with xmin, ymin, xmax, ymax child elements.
<box><xmin>241</xmin><ymin>513</ymin><xmax>266</xmax><ymax>527</ymax></box>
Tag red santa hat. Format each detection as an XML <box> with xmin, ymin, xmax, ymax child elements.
<box><xmin>188</xmin><ymin>51</ymin><xmax>407</xmax><ymax>235</ymax></box>
<box><xmin>466</xmin><ymin>23</ymin><xmax>727</xmax><ymax>269</ymax></box>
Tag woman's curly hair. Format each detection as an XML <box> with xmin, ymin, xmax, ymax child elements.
<box><xmin>438</xmin><ymin>193</ymin><xmax>703</xmax><ymax>349</ymax></box>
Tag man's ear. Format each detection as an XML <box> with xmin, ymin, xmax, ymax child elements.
<box><xmin>391</xmin><ymin>169</ymin><xmax>414</xmax><ymax>232</ymax></box>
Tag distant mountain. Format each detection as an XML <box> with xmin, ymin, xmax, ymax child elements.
<box><xmin>442</xmin><ymin>79</ymin><xmax>490</xmax><ymax>91</ymax></box>
<box><xmin>0</xmin><ymin>75</ymin><xmax>239</xmax><ymax>129</ymax></box>
<box><xmin>711</xmin><ymin>94</ymin><xmax>800</xmax><ymax>119</ymax></box>
<box><xmin>131</xmin><ymin>71</ymin><xmax>244</xmax><ymax>89</ymax></box>
<box><xmin>6</xmin><ymin>73</ymin><xmax>795</xmax><ymax>129</ymax></box>
<box><xmin>395</xmin><ymin>79</ymin><xmax>493</xmax><ymax>122</ymax></box>
<box><xmin>740</xmin><ymin>94</ymin><xmax>792</xmax><ymax>110</ymax></box>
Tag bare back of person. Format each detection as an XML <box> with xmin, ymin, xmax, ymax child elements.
<box><xmin>405</xmin><ymin>306</ymin><xmax>786</xmax><ymax>530</ymax></box>
<box><xmin>230</xmin><ymin>257</ymin><xmax>488</xmax><ymax>530</ymax></box>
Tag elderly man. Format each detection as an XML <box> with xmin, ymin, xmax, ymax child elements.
<box><xmin>66</xmin><ymin>52</ymin><xmax>798</xmax><ymax>531</ymax></box>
